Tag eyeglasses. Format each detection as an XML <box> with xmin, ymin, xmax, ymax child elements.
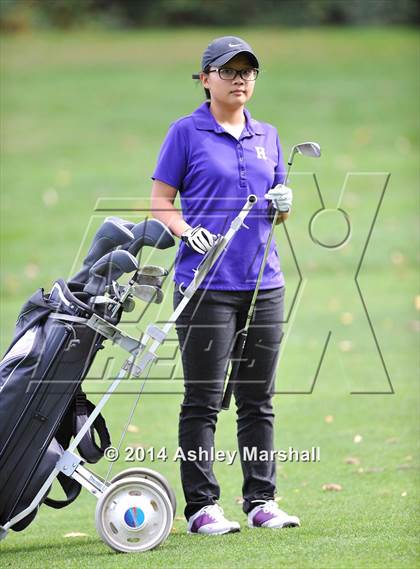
<box><xmin>208</xmin><ymin>68</ymin><xmax>259</xmax><ymax>81</ymax></box>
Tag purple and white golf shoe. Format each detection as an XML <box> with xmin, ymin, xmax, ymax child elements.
<box><xmin>187</xmin><ymin>505</ymin><xmax>241</xmax><ymax>535</ymax></box>
<box><xmin>248</xmin><ymin>500</ymin><xmax>300</xmax><ymax>529</ymax></box>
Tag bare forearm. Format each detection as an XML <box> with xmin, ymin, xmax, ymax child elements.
<box><xmin>151</xmin><ymin>197</ymin><xmax>190</xmax><ymax>238</ymax></box>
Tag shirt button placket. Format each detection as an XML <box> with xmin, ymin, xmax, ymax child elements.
<box><xmin>237</xmin><ymin>143</ymin><xmax>247</xmax><ymax>188</ymax></box>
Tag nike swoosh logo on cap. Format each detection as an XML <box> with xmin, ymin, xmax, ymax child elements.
<box><xmin>228</xmin><ymin>43</ymin><xmax>242</xmax><ymax>47</ymax></box>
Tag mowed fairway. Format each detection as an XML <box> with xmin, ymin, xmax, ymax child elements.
<box><xmin>0</xmin><ymin>27</ymin><xmax>418</xmax><ymax>568</ymax></box>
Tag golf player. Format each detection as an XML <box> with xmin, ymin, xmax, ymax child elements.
<box><xmin>151</xmin><ymin>36</ymin><xmax>300</xmax><ymax>535</ymax></box>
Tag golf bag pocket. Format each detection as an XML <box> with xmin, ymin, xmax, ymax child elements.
<box><xmin>12</xmin><ymin>437</ymin><xmax>81</xmax><ymax>532</ymax></box>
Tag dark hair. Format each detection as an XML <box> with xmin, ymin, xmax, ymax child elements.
<box><xmin>203</xmin><ymin>65</ymin><xmax>211</xmax><ymax>100</ymax></box>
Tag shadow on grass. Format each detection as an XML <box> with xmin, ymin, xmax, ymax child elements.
<box><xmin>1</xmin><ymin>533</ymin><xmax>190</xmax><ymax>557</ymax></box>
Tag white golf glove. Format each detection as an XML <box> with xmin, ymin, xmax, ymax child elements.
<box><xmin>181</xmin><ymin>226</ymin><xmax>216</xmax><ymax>255</ymax></box>
<box><xmin>265</xmin><ymin>184</ymin><xmax>293</xmax><ymax>213</ymax></box>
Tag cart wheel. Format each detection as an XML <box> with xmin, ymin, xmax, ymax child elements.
<box><xmin>95</xmin><ymin>476</ymin><xmax>173</xmax><ymax>553</ymax></box>
<box><xmin>110</xmin><ymin>467</ymin><xmax>177</xmax><ymax>518</ymax></box>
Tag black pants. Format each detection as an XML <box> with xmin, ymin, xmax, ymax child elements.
<box><xmin>174</xmin><ymin>286</ymin><xmax>285</xmax><ymax>520</ymax></box>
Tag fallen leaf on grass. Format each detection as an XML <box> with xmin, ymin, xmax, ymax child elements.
<box><xmin>356</xmin><ymin>467</ymin><xmax>384</xmax><ymax>474</ymax></box>
<box><xmin>175</xmin><ymin>516</ymin><xmax>185</xmax><ymax>521</ymax></box>
<box><xmin>275</xmin><ymin>496</ymin><xmax>283</xmax><ymax>502</ymax></box>
<box><xmin>328</xmin><ymin>297</ymin><xmax>340</xmax><ymax>311</ymax></box>
<box><xmin>339</xmin><ymin>340</ymin><xmax>353</xmax><ymax>352</ymax></box>
<box><xmin>324</xmin><ymin>415</ymin><xmax>334</xmax><ymax>423</ymax></box>
<box><xmin>25</xmin><ymin>263</ymin><xmax>40</xmax><ymax>280</ymax></box>
<box><xmin>415</xmin><ymin>296</ymin><xmax>420</xmax><ymax>311</ymax></box>
<box><xmin>344</xmin><ymin>456</ymin><xmax>360</xmax><ymax>465</ymax></box>
<box><xmin>64</xmin><ymin>532</ymin><xmax>89</xmax><ymax>538</ymax></box>
<box><xmin>127</xmin><ymin>424</ymin><xmax>139</xmax><ymax>433</ymax></box>
<box><xmin>322</xmin><ymin>483</ymin><xmax>342</xmax><ymax>492</ymax></box>
<box><xmin>390</xmin><ymin>251</ymin><xmax>405</xmax><ymax>266</ymax></box>
<box><xmin>401</xmin><ymin>492</ymin><xmax>407</xmax><ymax>497</ymax></box>
<box><xmin>408</xmin><ymin>320</ymin><xmax>420</xmax><ymax>333</ymax></box>
<box><xmin>396</xmin><ymin>464</ymin><xmax>416</xmax><ymax>471</ymax></box>
<box><xmin>235</xmin><ymin>496</ymin><xmax>244</xmax><ymax>504</ymax></box>
<box><xmin>43</xmin><ymin>188</ymin><xmax>58</xmax><ymax>207</ymax></box>
<box><xmin>353</xmin><ymin>434</ymin><xmax>363</xmax><ymax>444</ymax></box>
<box><xmin>170</xmin><ymin>527</ymin><xmax>178</xmax><ymax>533</ymax></box>
<box><xmin>340</xmin><ymin>312</ymin><xmax>354</xmax><ymax>325</ymax></box>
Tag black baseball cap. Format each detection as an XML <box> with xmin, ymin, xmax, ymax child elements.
<box><xmin>192</xmin><ymin>36</ymin><xmax>259</xmax><ymax>79</ymax></box>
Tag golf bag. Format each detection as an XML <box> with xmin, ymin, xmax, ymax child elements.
<box><xmin>0</xmin><ymin>279</ymin><xmax>114</xmax><ymax>531</ymax></box>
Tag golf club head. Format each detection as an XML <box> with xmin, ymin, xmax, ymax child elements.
<box><xmin>70</xmin><ymin>219</ymin><xmax>134</xmax><ymax>284</ymax></box>
<box><xmin>84</xmin><ymin>250</ymin><xmax>138</xmax><ymax>296</ymax></box>
<box><xmin>125</xmin><ymin>219</ymin><xmax>175</xmax><ymax>257</ymax></box>
<box><xmin>288</xmin><ymin>141</ymin><xmax>321</xmax><ymax>164</ymax></box>
<box><xmin>132</xmin><ymin>284</ymin><xmax>164</xmax><ymax>305</ymax></box>
<box><xmin>296</xmin><ymin>141</ymin><xmax>321</xmax><ymax>158</ymax></box>
<box><xmin>133</xmin><ymin>265</ymin><xmax>168</xmax><ymax>288</ymax></box>
<box><xmin>122</xmin><ymin>295</ymin><xmax>136</xmax><ymax>312</ymax></box>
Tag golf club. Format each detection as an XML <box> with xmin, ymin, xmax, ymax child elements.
<box><xmin>84</xmin><ymin>250</ymin><xmax>139</xmax><ymax>296</ymax></box>
<box><xmin>70</xmin><ymin>219</ymin><xmax>134</xmax><ymax>285</ymax></box>
<box><xmin>128</xmin><ymin>266</ymin><xmax>168</xmax><ymax>305</ymax></box>
<box><xmin>109</xmin><ymin>220</ymin><xmax>175</xmax><ymax>317</ymax></box>
<box><xmin>221</xmin><ymin>142</ymin><xmax>321</xmax><ymax>410</ymax></box>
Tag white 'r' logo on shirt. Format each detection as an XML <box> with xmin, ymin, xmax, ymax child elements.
<box><xmin>255</xmin><ymin>146</ymin><xmax>267</xmax><ymax>160</ymax></box>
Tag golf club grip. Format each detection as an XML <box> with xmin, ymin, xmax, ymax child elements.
<box><xmin>221</xmin><ymin>330</ymin><xmax>247</xmax><ymax>410</ymax></box>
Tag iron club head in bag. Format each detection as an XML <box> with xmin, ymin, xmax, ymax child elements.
<box><xmin>130</xmin><ymin>266</ymin><xmax>169</xmax><ymax>305</ymax></box>
<box><xmin>84</xmin><ymin>250</ymin><xmax>139</xmax><ymax>296</ymax></box>
<box><xmin>108</xmin><ymin>220</ymin><xmax>175</xmax><ymax>317</ymax></box>
<box><xmin>70</xmin><ymin>219</ymin><xmax>134</xmax><ymax>285</ymax></box>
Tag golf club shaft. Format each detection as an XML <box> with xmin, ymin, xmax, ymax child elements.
<box><xmin>221</xmin><ymin>163</ymin><xmax>293</xmax><ymax>410</ymax></box>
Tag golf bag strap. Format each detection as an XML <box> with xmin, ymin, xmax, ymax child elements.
<box><xmin>74</xmin><ymin>391</ymin><xmax>111</xmax><ymax>464</ymax></box>
<box><xmin>44</xmin><ymin>472</ymin><xmax>82</xmax><ymax>509</ymax></box>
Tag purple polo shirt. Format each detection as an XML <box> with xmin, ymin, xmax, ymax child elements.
<box><xmin>152</xmin><ymin>101</ymin><xmax>286</xmax><ymax>290</ymax></box>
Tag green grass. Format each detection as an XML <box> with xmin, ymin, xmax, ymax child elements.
<box><xmin>0</xmin><ymin>27</ymin><xmax>418</xmax><ymax>569</ymax></box>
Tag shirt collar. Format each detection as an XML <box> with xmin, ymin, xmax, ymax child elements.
<box><xmin>192</xmin><ymin>101</ymin><xmax>264</xmax><ymax>136</ymax></box>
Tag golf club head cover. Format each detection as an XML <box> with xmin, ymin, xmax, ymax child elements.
<box><xmin>70</xmin><ymin>219</ymin><xmax>134</xmax><ymax>284</ymax></box>
<box><xmin>84</xmin><ymin>250</ymin><xmax>138</xmax><ymax>296</ymax></box>
<box><xmin>124</xmin><ymin>218</ymin><xmax>175</xmax><ymax>257</ymax></box>
<box><xmin>105</xmin><ymin>216</ymin><xmax>135</xmax><ymax>231</ymax></box>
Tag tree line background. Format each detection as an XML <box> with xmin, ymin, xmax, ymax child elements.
<box><xmin>0</xmin><ymin>0</ymin><xmax>418</xmax><ymax>31</ymax></box>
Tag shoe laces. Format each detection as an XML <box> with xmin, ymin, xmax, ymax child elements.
<box><xmin>252</xmin><ymin>499</ymin><xmax>282</xmax><ymax>515</ymax></box>
<box><xmin>201</xmin><ymin>504</ymin><xmax>225</xmax><ymax>521</ymax></box>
